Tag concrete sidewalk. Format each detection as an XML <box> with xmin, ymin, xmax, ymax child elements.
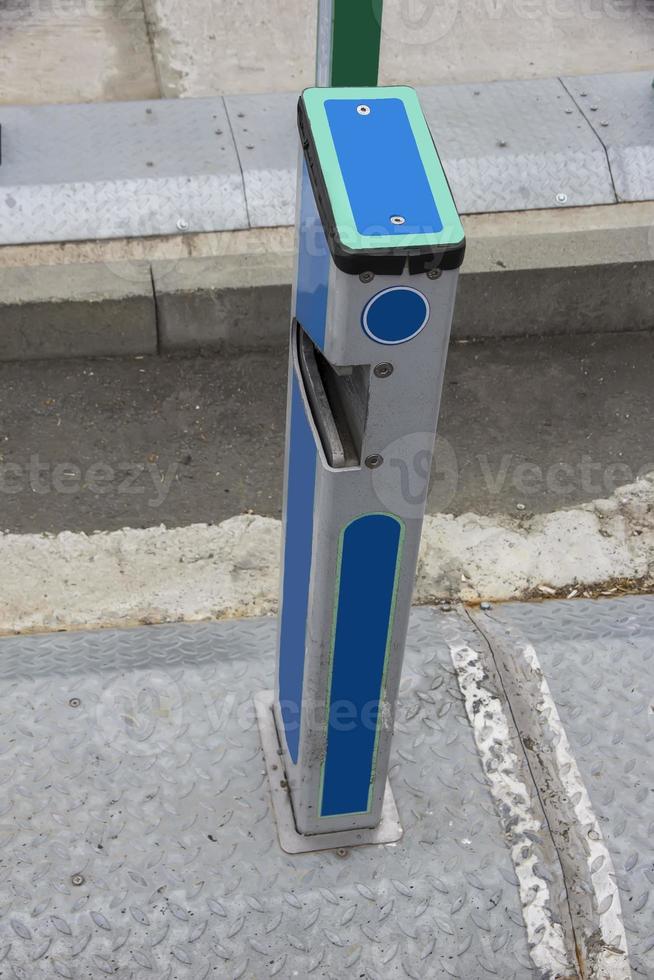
<box><xmin>2</xmin><ymin>1</ymin><xmax>652</xmax><ymax>363</ymax></box>
<box><xmin>144</xmin><ymin>0</ymin><xmax>654</xmax><ymax>98</ymax></box>
<box><xmin>2</xmin><ymin>0</ymin><xmax>653</xmax><ymax>105</ymax></box>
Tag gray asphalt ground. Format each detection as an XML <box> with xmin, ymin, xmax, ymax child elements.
<box><xmin>0</xmin><ymin>330</ymin><xmax>652</xmax><ymax>535</ymax></box>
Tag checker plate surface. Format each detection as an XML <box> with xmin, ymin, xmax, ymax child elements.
<box><xmin>563</xmin><ymin>72</ymin><xmax>654</xmax><ymax>203</ymax></box>
<box><xmin>486</xmin><ymin>595</ymin><xmax>654</xmax><ymax>978</ymax></box>
<box><xmin>4</xmin><ymin>74</ymin><xmax>646</xmax><ymax>246</ymax></box>
<box><xmin>417</xmin><ymin>78</ymin><xmax>615</xmax><ymax>213</ymax></box>
<box><xmin>226</xmin><ymin>78</ymin><xmax>618</xmax><ymax>226</ymax></box>
<box><xmin>0</xmin><ymin>610</ymin><xmax>535</xmax><ymax>979</ymax></box>
<box><xmin>0</xmin><ymin>99</ymin><xmax>248</xmax><ymax>245</ymax></box>
<box><xmin>224</xmin><ymin>92</ymin><xmax>297</xmax><ymax>228</ymax></box>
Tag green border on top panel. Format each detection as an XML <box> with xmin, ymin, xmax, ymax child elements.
<box><xmin>302</xmin><ymin>85</ymin><xmax>465</xmax><ymax>254</ymax></box>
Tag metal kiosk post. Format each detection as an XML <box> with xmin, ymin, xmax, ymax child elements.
<box><xmin>256</xmin><ymin>85</ymin><xmax>465</xmax><ymax>853</ymax></box>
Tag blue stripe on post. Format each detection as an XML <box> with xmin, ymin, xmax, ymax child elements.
<box><xmin>320</xmin><ymin>513</ymin><xmax>404</xmax><ymax>817</ymax></box>
<box><xmin>277</xmin><ymin>371</ymin><xmax>318</xmax><ymax>764</ymax></box>
<box><xmin>295</xmin><ymin>159</ymin><xmax>330</xmax><ymax>351</ymax></box>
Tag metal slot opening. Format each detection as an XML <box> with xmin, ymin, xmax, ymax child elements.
<box><xmin>295</xmin><ymin>321</ymin><xmax>369</xmax><ymax>469</ymax></box>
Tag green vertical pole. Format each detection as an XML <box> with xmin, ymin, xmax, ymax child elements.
<box><xmin>316</xmin><ymin>0</ymin><xmax>383</xmax><ymax>88</ymax></box>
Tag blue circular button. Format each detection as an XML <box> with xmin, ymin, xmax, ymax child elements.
<box><xmin>361</xmin><ymin>287</ymin><xmax>430</xmax><ymax>345</ymax></box>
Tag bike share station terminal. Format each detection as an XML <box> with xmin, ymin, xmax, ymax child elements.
<box><xmin>255</xmin><ymin>85</ymin><xmax>465</xmax><ymax>852</ymax></box>
<box><xmin>5</xmin><ymin>0</ymin><xmax>652</xmax><ymax>967</ymax></box>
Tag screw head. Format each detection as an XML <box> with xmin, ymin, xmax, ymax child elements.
<box><xmin>390</xmin><ymin>215</ymin><xmax>405</xmax><ymax>226</ymax></box>
<box><xmin>359</xmin><ymin>271</ymin><xmax>374</xmax><ymax>284</ymax></box>
<box><xmin>426</xmin><ymin>268</ymin><xmax>442</xmax><ymax>280</ymax></box>
<box><xmin>176</xmin><ymin>218</ymin><xmax>189</xmax><ymax>231</ymax></box>
<box><xmin>365</xmin><ymin>454</ymin><xmax>383</xmax><ymax>469</ymax></box>
<box><xmin>480</xmin><ymin>601</ymin><xmax>492</xmax><ymax>611</ymax></box>
<box><xmin>374</xmin><ymin>362</ymin><xmax>394</xmax><ymax>379</ymax></box>
<box><xmin>68</xmin><ymin>697</ymin><xmax>81</xmax><ymax>708</ymax></box>
<box><xmin>336</xmin><ymin>847</ymin><xmax>349</xmax><ymax>858</ymax></box>
<box><xmin>71</xmin><ymin>874</ymin><xmax>85</xmax><ymax>886</ymax></box>
<box><xmin>555</xmin><ymin>193</ymin><xmax>568</xmax><ymax>205</ymax></box>
<box><xmin>356</xmin><ymin>104</ymin><xmax>371</xmax><ymax>115</ymax></box>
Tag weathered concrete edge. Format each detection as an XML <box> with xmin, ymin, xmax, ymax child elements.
<box><xmin>0</xmin><ymin>203</ymin><xmax>652</xmax><ymax>359</ymax></box>
<box><xmin>1</xmin><ymin>473</ymin><xmax>652</xmax><ymax>635</ymax></box>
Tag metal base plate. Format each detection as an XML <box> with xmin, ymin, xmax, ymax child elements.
<box><xmin>254</xmin><ymin>689</ymin><xmax>403</xmax><ymax>853</ymax></box>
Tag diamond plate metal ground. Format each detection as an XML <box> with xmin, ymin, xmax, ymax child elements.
<box><xmin>484</xmin><ymin>596</ymin><xmax>654</xmax><ymax>978</ymax></box>
<box><xmin>0</xmin><ymin>99</ymin><xmax>248</xmax><ymax>245</ymax></box>
<box><xmin>0</xmin><ymin>610</ymin><xmax>537</xmax><ymax>980</ymax></box>
<box><xmin>417</xmin><ymin>78</ymin><xmax>615</xmax><ymax>213</ymax></box>
<box><xmin>3</xmin><ymin>596</ymin><xmax>652</xmax><ymax>977</ymax></box>
<box><xmin>222</xmin><ymin>79</ymin><xmax>617</xmax><ymax>227</ymax></box>
<box><xmin>562</xmin><ymin>73</ymin><xmax>654</xmax><ymax>203</ymax></box>
<box><xmin>224</xmin><ymin>92</ymin><xmax>297</xmax><ymax>229</ymax></box>
<box><xmin>5</xmin><ymin>73</ymin><xmax>647</xmax><ymax>246</ymax></box>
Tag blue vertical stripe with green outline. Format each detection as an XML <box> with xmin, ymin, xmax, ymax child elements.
<box><xmin>320</xmin><ymin>513</ymin><xmax>404</xmax><ymax>817</ymax></box>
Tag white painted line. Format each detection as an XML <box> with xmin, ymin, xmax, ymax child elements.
<box><xmin>519</xmin><ymin>639</ymin><xmax>631</xmax><ymax>980</ymax></box>
<box><xmin>471</xmin><ymin>604</ymin><xmax>633</xmax><ymax>980</ymax></box>
<box><xmin>449</xmin><ymin>637</ymin><xmax>575</xmax><ymax>977</ymax></box>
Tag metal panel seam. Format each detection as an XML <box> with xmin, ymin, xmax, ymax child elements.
<box><xmin>558</xmin><ymin>76</ymin><xmax>618</xmax><ymax>203</ymax></box>
<box><xmin>224</xmin><ymin>94</ymin><xmax>252</xmax><ymax>228</ymax></box>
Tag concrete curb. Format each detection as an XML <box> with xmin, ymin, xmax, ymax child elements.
<box><xmin>0</xmin><ymin>262</ymin><xmax>157</xmax><ymax>360</ymax></box>
<box><xmin>0</xmin><ymin>202</ymin><xmax>652</xmax><ymax>359</ymax></box>
<box><xmin>155</xmin><ymin>251</ymin><xmax>293</xmax><ymax>352</ymax></box>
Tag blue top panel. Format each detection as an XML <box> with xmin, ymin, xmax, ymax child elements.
<box><xmin>324</xmin><ymin>98</ymin><xmax>444</xmax><ymax>239</ymax></box>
